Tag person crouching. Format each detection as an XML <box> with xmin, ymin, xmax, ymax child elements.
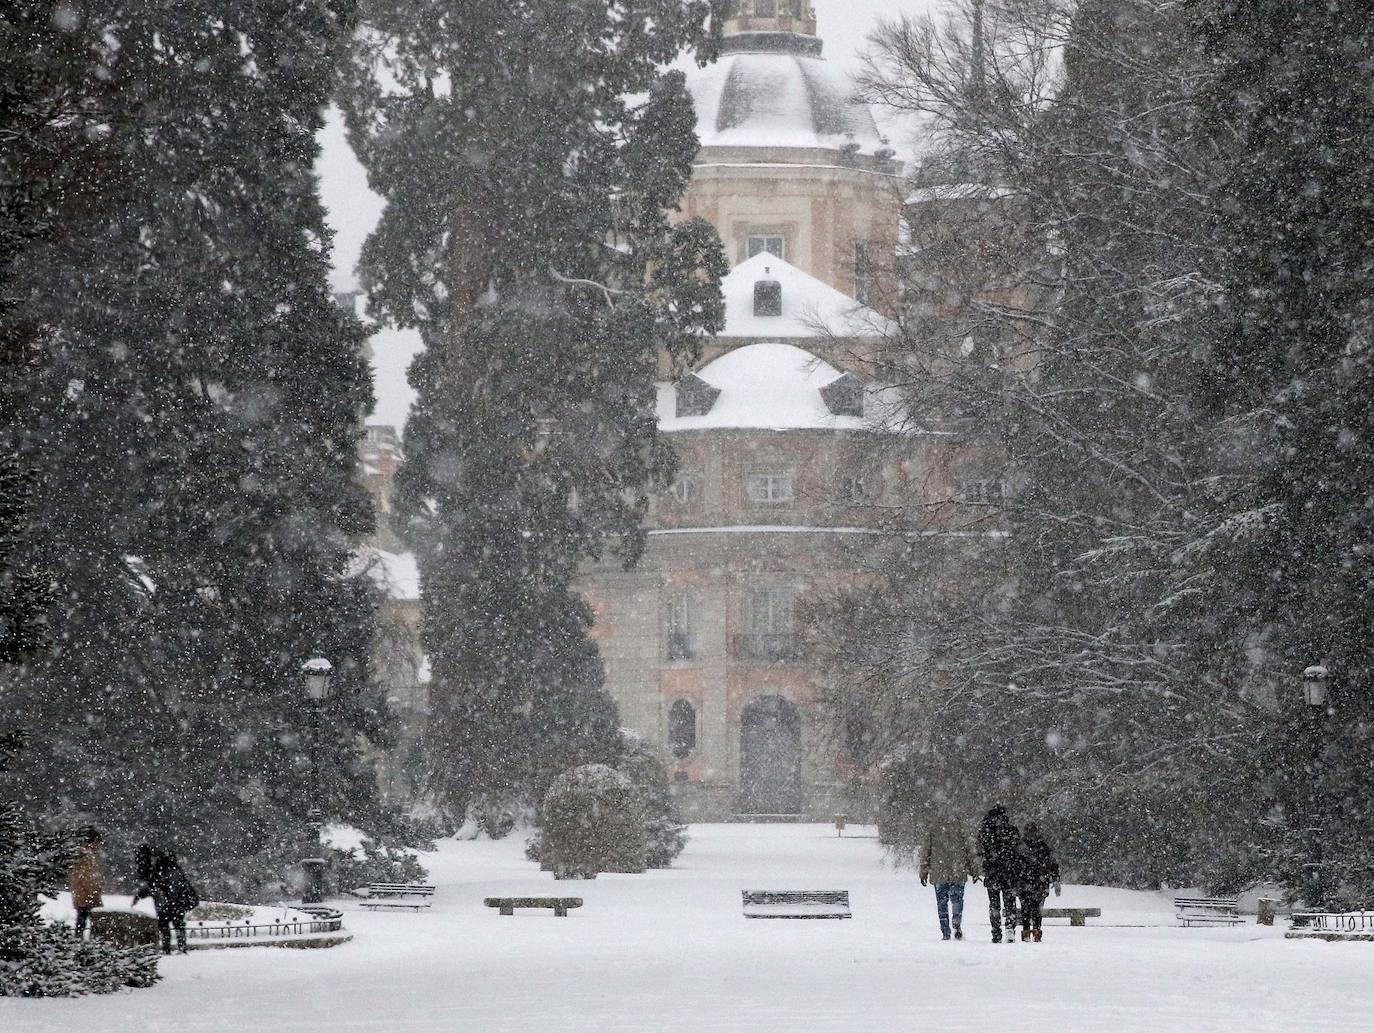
<box><xmin>131</xmin><ymin>844</ymin><xmax>201</xmax><ymax>955</ymax></box>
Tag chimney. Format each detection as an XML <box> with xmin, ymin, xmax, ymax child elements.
<box><xmin>753</xmin><ymin>269</ymin><xmax>782</xmax><ymax>317</ymax></box>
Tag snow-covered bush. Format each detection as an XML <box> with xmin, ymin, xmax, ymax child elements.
<box><xmin>0</xmin><ymin>731</ymin><xmax>159</xmax><ymax>997</ymax></box>
<box><xmin>0</xmin><ymin>924</ymin><xmax>159</xmax><ymax>998</ymax></box>
<box><xmin>327</xmin><ymin>840</ymin><xmax>427</xmax><ymax>895</ymax></box>
<box><xmin>533</xmin><ymin>764</ymin><xmax>647</xmax><ymax>879</ymax></box>
<box><xmin>616</xmin><ymin>734</ymin><xmax>687</xmax><ymax>869</ymax></box>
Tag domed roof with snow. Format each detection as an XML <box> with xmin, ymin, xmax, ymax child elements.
<box><xmin>718</xmin><ymin>253</ymin><xmax>893</xmax><ymax>340</ymax></box>
<box><xmin>685</xmin><ymin>29</ymin><xmax>884</xmax><ymax>153</ymax></box>
<box><xmin>657</xmin><ymin>342</ymin><xmax>876</xmax><ymax>433</ymax></box>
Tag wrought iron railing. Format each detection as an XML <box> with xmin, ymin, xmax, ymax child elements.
<box><xmin>1290</xmin><ymin>911</ymin><xmax>1374</xmax><ymax>933</ymax></box>
<box><xmin>185</xmin><ymin>906</ymin><xmax>344</xmax><ymax>941</ymax></box>
<box><xmin>733</xmin><ymin>633</ymin><xmax>800</xmax><ymax>663</ymax></box>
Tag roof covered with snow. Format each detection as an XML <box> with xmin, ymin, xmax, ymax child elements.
<box><xmin>718</xmin><ymin>253</ymin><xmax>893</xmax><ymax>340</ymax></box>
<box><xmin>657</xmin><ymin>342</ymin><xmax>880</xmax><ymax>433</ymax></box>
<box><xmin>684</xmin><ymin>35</ymin><xmax>884</xmax><ymax>154</ymax></box>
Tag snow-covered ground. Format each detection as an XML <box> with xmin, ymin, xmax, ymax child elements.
<box><xmin>5</xmin><ymin>823</ymin><xmax>1371</xmax><ymax>1032</ymax></box>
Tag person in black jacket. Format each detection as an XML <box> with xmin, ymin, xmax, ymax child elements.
<box><xmin>976</xmin><ymin>804</ymin><xmax>1023</xmax><ymax>943</ymax></box>
<box><xmin>1017</xmin><ymin>822</ymin><xmax>1061</xmax><ymax>942</ymax></box>
<box><xmin>131</xmin><ymin>844</ymin><xmax>200</xmax><ymax>955</ymax></box>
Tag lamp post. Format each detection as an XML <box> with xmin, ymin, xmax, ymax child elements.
<box><xmin>301</xmin><ymin>657</ymin><xmax>333</xmax><ymax>906</ymax></box>
<box><xmin>1300</xmin><ymin>663</ymin><xmax>1330</xmax><ymax>909</ymax></box>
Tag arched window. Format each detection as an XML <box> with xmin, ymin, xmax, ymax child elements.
<box><xmin>668</xmin><ymin>700</ymin><xmax>697</xmax><ymax>759</ymax></box>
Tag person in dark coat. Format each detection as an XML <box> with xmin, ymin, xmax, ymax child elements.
<box><xmin>976</xmin><ymin>804</ymin><xmax>1023</xmax><ymax>943</ymax></box>
<box><xmin>1016</xmin><ymin>822</ymin><xmax>1061</xmax><ymax>942</ymax></box>
<box><xmin>131</xmin><ymin>844</ymin><xmax>200</xmax><ymax>954</ymax></box>
<box><xmin>67</xmin><ymin>827</ymin><xmax>104</xmax><ymax>938</ymax></box>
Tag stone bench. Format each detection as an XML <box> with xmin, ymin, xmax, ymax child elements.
<box><xmin>1041</xmin><ymin>907</ymin><xmax>1102</xmax><ymax>927</ymax></box>
<box><xmin>484</xmin><ymin>897</ymin><xmax>583</xmax><ymax>917</ymax></box>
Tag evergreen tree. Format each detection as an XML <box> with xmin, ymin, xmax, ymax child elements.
<box><xmin>822</xmin><ymin>0</ymin><xmax>1267</xmax><ymax>888</ymax></box>
<box><xmin>2</xmin><ymin>0</ymin><xmax>389</xmax><ymax>898</ymax></box>
<box><xmin>1194</xmin><ymin>0</ymin><xmax>1374</xmax><ymax>904</ymax></box>
<box><xmin>340</xmin><ymin>0</ymin><xmax>726</xmax><ymax>818</ymax></box>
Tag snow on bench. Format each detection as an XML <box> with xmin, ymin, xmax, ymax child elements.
<box><xmin>358</xmin><ymin>883</ymin><xmax>435</xmax><ymax>911</ymax></box>
<box><xmin>742</xmin><ymin>890</ymin><xmax>851</xmax><ymax>920</ymax></box>
<box><xmin>1041</xmin><ymin>907</ymin><xmax>1102</xmax><ymax>927</ymax></box>
<box><xmin>484</xmin><ymin>897</ymin><xmax>583</xmax><ymax>917</ymax></box>
<box><xmin>1174</xmin><ymin>896</ymin><xmax>1243</xmax><ymax>927</ymax></box>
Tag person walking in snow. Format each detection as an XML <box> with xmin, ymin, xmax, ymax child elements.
<box><xmin>976</xmin><ymin>804</ymin><xmax>1023</xmax><ymax>943</ymax></box>
<box><xmin>131</xmin><ymin>844</ymin><xmax>201</xmax><ymax>955</ymax></box>
<box><xmin>919</xmin><ymin>815</ymin><xmax>980</xmax><ymax>941</ymax></box>
<box><xmin>67</xmin><ymin>826</ymin><xmax>104</xmax><ymax>939</ymax></box>
<box><xmin>1016</xmin><ymin>822</ymin><xmax>1061</xmax><ymax>942</ymax></box>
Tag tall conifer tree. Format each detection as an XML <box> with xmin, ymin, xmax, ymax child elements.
<box><xmin>340</xmin><ymin>0</ymin><xmax>726</xmax><ymax>817</ymax></box>
<box><xmin>2</xmin><ymin>0</ymin><xmax>388</xmax><ymax>896</ymax></box>
<box><xmin>1195</xmin><ymin>0</ymin><xmax>1374</xmax><ymax>902</ymax></box>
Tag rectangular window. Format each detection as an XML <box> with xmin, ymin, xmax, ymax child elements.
<box><xmin>747</xmin><ymin>473</ymin><xmax>793</xmax><ymax>503</ymax></box>
<box><xmin>737</xmin><ymin>587</ymin><xmax>797</xmax><ymax>662</ymax></box>
<box><xmin>664</xmin><ymin>593</ymin><xmax>698</xmax><ymax>662</ymax></box>
<box><xmin>753</xmin><ymin>0</ymin><xmax>777</xmax><ymax>17</ymax></box>
<box><xmin>854</xmin><ymin>241</ymin><xmax>871</xmax><ymax>305</ymax></box>
<box><xmin>960</xmin><ymin>478</ymin><xmax>1004</xmax><ymax>504</ymax></box>
<box><xmin>747</xmin><ymin>234</ymin><xmax>786</xmax><ymax>261</ymax></box>
<box><xmin>839</xmin><ymin>477</ymin><xmax>866</xmax><ymax>503</ymax></box>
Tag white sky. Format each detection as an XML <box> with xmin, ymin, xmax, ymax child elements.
<box><xmin>315</xmin><ymin>0</ymin><xmax>946</xmax><ymax>427</ymax></box>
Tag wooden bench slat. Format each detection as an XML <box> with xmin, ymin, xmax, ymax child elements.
<box><xmin>741</xmin><ymin>890</ymin><xmax>851</xmax><ymax>920</ymax></box>
<box><xmin>1174</xmin><ymin>896</ymin><xmax>1243</xmax><ymax>927</ymax></box>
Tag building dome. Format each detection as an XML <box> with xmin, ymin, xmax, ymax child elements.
<box><xmin>685</xmin><ymin>26</ymin><xmax>884</xmax><ymax>153</ymax></box>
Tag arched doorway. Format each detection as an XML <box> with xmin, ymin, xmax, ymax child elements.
<box><xmin>739</xmin><ymin>695</ymin><xmax>802</xmax><ymax>814</ymax></box>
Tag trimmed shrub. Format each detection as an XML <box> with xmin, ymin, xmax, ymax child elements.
<box><xmin>535</xmin><ymin>764</ymin><xmax>647</xmax><ymax>879</ymax></box>
<box><xmin>617</xmin><ymin>735</ymin><xmax>687</xmax><ymax>869</ymax></box>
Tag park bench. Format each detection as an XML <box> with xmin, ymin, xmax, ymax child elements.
<box><xmin>742</xmin><ymin>890</ymin><xmax>851</xmax><ymax>919</ymax></box>
<box><xmin>484</xmin><ymin>897</ymin><xmax>583</xmax><ymax>917</ymax></box>
<box><xmin>1174</xmin><ymin>896</ymin><xmax>1243</xmax><ymax>927</ymax></box>
<box><xmin>1041</xmin><ymin>907</ymin><xmax>1102</xmax><ymax>927</ymax></box>
<box><xmin>358</xmin><ymin>883</ymin><xmax>436</xmax><ymax>911</ymax></box>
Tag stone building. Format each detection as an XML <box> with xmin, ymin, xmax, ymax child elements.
<box><xmin>360</xmin><ymin>5</ymin><xmax>995</xmax><ymax>819</ymax></box>
<box><xmin>679</xmin><ymin>2</ymin><xmax>901</xmax><ymax>300</ymax></box>
<box><xmin>571</xmin><ymin>5</ymin><xmax>932</xmax><ymax>820</ymax></box>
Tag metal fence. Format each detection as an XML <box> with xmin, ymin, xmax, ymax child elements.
<box><xmin>1290</xmin><ymin>911</ymin><xmax>1374</xmax><ymax>934</ymax></box>
<box><xmin>185</xmin><ymin>906</ymin><xmax>344</xmax><ymax>941</ymax></box>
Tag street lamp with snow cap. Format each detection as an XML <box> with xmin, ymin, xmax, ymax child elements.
<box><xmin>301</xmin><ymin>657</ymin><xmax>334</xmax><ymax>905</ymax></box>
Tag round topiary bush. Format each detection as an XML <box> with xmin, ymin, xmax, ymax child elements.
<box><xmin>538</xmin><ymin>764</ymin><xmax>647</xmax><ymax>879</ymax></box>
<box><xmin>616</xmin><ymin>734</ymin><xmax>687</xmax><ymax>869</ymax></box>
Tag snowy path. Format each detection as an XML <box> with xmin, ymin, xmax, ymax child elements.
<box><xmin>4</xmin><ymin>823</ymin><xmax>1370</xmax><ymax>1032</ymax></box>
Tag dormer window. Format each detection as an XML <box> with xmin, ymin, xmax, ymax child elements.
<box><xmin>675</xmin><ymin>372</ymin><xmax>721</xmax><ymax>417</ymax></box>
<box><xmin>753</xmin><ymin>275</ymin><xmax>782</xmax><ymax>318</ymax></box>
<box><xmin>820</xmin><ymin>372</ymin><xmax>864</xmax><ymax>417</ymax></box>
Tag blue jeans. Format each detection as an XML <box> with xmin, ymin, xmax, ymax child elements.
<box><xmin>934</xmin><ymin>882</ymin><xmax>966</xmax><ymax>938</ymax></box>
